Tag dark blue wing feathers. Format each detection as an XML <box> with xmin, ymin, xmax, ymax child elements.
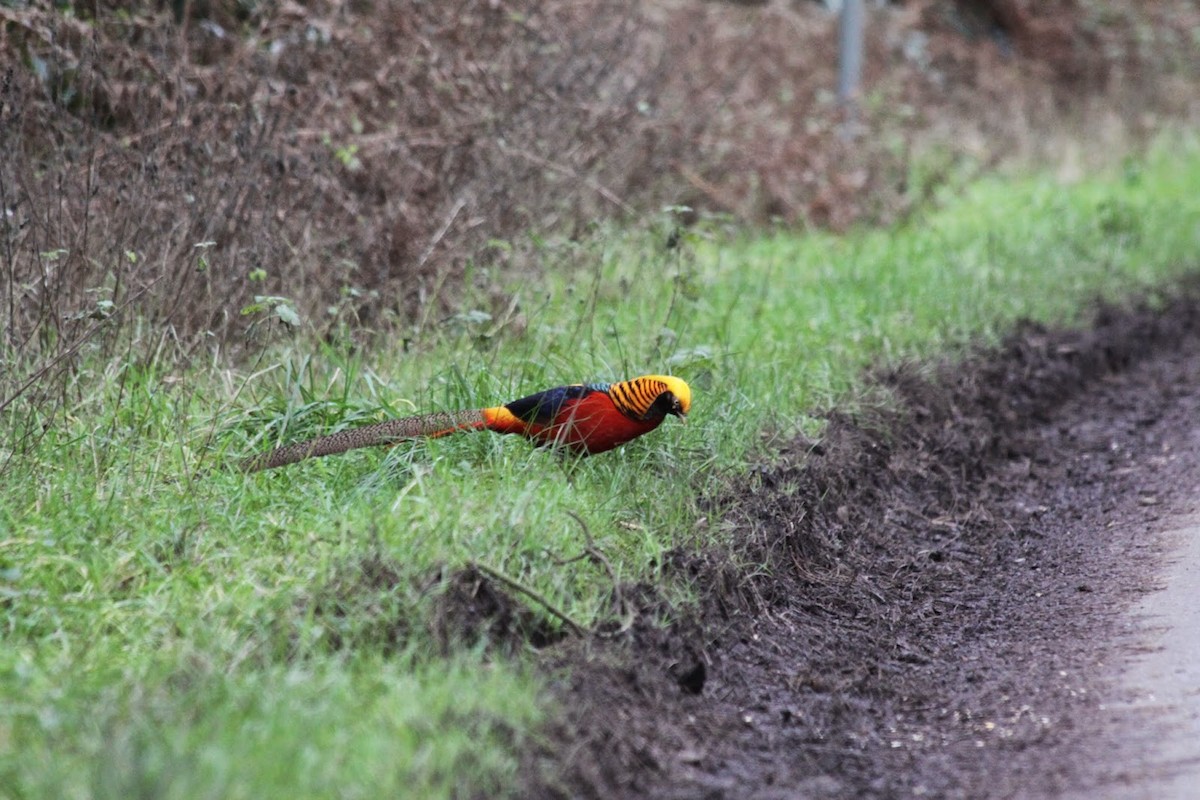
<box><xmin>503</xmin><ymin>383</ymin><xmax>609</xmax><ymax>424</ymax></box>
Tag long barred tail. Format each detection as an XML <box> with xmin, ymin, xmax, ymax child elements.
<box><xmin>239</xmin><ymin>409</ymin><xmax>488</xmax><ymax>472</ymax></box>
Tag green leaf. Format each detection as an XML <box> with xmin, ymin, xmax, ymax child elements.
<box><xmin>273</xmin><ymin>303</ymin><xmax>301</xmax><ymax>327</ymax></box>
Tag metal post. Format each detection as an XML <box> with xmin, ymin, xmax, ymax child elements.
<box><xmin>837</xmin><ymin>0</ymin><xmax>864</xmax><ymax>106</ymax></box>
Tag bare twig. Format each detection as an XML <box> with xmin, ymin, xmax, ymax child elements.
<box><xmin>496</xmin><ymin>142</ymin><xmax>635</xmax><ymax>215</ymax></box>
<box><xmin>566</xmin><ymin>510</ymin><xmax>636</xmax><ymax>637</ymax></box>
<box><xmin>416</xmin><ymin>197</ymin><xmax>466</xmax><ymax>270</ymax></box>
<box><xmin>469</xmin><ymin>560</ymin><xmax>587</xmax><ymax>638</ymax></box>
<box><xmin>0</xmin><ymin>279</ymin><xmax>159</xmax><ymax>416</ymax></box>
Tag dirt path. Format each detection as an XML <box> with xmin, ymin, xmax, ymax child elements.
<box><xmin>527</xmin><ymin>282</ymin><xmax>1200</xmax><ymax>799</ymax></box>
<box><xmin>1119</xmin><ymin>512</ymin><xmax>1200</xmax><ymax>796</ymax></box>
<box><xmin>1043</xmin><ymin>321</ymin><xmax>1200</xmax><ymax>799</ymax></box>
<box><xmin>1070</xmin><ymin>512</ymin><xmax>1200</xmax><ymax>800</ymax></box>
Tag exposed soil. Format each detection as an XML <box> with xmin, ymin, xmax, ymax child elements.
<box><xmin>521</xmin><ymin>275</ymin><xmax>1200</xmax><ymax>798</ymax></box>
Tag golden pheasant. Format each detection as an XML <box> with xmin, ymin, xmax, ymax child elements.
<box><xmin>240</xmin><ymin>375</ymin><xmax>692</xmax><ymax>472</ymax></box>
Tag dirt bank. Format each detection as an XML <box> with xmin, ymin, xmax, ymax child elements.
<box><xmin>524</xmin><ymin>276</ymin><xmax>1200</xmax><ymax>798</ymax></box>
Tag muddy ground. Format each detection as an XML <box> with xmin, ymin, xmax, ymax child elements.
<box><xmin>519</xmin><ymin>275</ymin><xmax>1200</xmax><ymax>799</ymax></box>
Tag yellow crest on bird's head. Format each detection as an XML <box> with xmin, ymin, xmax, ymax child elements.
<box><xmin>611</xmin><ymin>374</ymin><xmax>692</xmax><ymax>420</ymax></box>
<box><xmin>645</xmin><ymin>375</ymin><xmax>692</xmax><ymax>415</ymax></box>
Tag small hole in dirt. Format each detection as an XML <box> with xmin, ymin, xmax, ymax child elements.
<box><xmin>673</xmin><ymin>660</ymin><xmax>707</xmax><ymax>695</ymax></box>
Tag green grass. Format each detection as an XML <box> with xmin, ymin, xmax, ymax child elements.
<box><xmin>3</xmin><ymin>132</ymin><xmax>1199</xmax><ymax>798</ymax></box>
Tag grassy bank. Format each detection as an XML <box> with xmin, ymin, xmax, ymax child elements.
<box><xmin>3</xmin><ymin>134</ymin><xmax>1199</xmax><ymax>798</ymax></box>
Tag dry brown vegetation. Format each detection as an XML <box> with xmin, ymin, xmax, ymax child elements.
<box><xmin>1</xmin><ymin>0</ymin><xmax>1196</xmax><ymax>382</ymax></box>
